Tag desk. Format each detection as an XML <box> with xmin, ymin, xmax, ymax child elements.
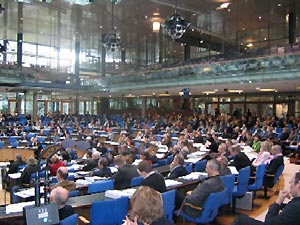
<box><xmin>0</xmin><ymin>148</ymin><xmax>34</xmax><ymax>162</ymax></box>
<box><xmin>0</xmin><ymin>192</ymin><xmax>106</xmax><ymax>221</ymax></box>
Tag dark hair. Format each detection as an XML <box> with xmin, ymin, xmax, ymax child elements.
<box><xmin>99</xmin><ymin>158</ymin><xmax>108</xmax><ymax>168</ymax></box>
<box><xmin>138</xmin><ymin>160</ymin><xmax>152</xmax><ymax>173</ymax></box>
<box><xmin>57</xmin><ymin>168</ymin><xmax>68</xmax><ymax>180</ymax></box>
<box><xmin>295</xmin><ymin>172</ymin><xmax>300</xmax><ymax>184</ymax></box>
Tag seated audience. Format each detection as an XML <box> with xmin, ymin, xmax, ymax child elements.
<box><xmin>112</xmin><ymin>155</ymin><xmax>139</xmax><ymax>190</ymax></box>
<box><xmin>49</xmin><ymin>154</ymin><xmax>65</xmax><ymax>176</ymax></box>
<box><xmin>138</xmin><ymin>160</ymin><xmax>166</xmax><ymax>193</ymax></box>
<box><xmin>178</xmin><ymin>159</ymin><xmax>225</xmax><ymax>218</ymax></box>
<box><xmin>51</xmin><ymin>166</ymin><xmax>76</xmax><ymax>192</ymax></box>
<box><xmin>264</xmin><ymin>145</ymin><xmax>284</xmax><ymax>188</ymax></box>
<box><xmin>62</xmin><ymin>147</ymin><xmax>78</xmax><ymax>162</ymax></box>
<box><xmin>166</xmin><ymin>154</ymin><xmax>187</xmax><ymax>179</ymax></box>
<box><xmin>20</xmin><ymin>157</ymin><xmax>39</xmax><ymax>186</ymax></box>
<box><xmin>231</xmin><ymin>171</ymin><xmax>300</xmax><ymax>225</ymax></box>
<box><xmin>90</xmin><ymin>157</ymin><xmax>112</xmax><ymax>177</ymax></box>
<box><xmin>8</xmin><ymin>154</ymin><xmax>26</xmax><ymax>174</ymax></box>
<box><xmin>229</xmin><ymin>145</ymin><xmax>251</xmax><ymax>171</ymax></box>
<box><xmin>252</xmin><ymin>135</ymin><xmax>261</xmax><ymax>153</ymax></box>
<box><xmin>217</xmin><ymin>155</ymin><xmax>231</xmax><ymax>176</ymax></box>
<box><xmin>50</xmin><ymin>187</ymin><xmax>74</xmax><ymax>220</ymax></box>
<box><xmin>252</xmin><ymin>141</ymin><xmax>272</xmax><ymax>167</ymax></box>
<box><xmin>82</xmin><ymin>151</ymin><xmax>100</xmax><ymax>171</ymax></box>
<box><xmin>122</xmin><ymin>186</ymin><xmax>174</xmax><ymax>225</ymax></box>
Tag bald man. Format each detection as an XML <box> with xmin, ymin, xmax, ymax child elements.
<box><xmin>52</xmin><ymin>167</ymin><xmax>76</xmax><ymax>192</ymax></box>
<box><xmin>50</xmin><ymin>187</ymin><xmax>74</xmax><ymax>220</ymax></box>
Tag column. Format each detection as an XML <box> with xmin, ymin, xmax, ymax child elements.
<box><xmin>33</xmin><ymin>92</ymin><xmax>38</xmax><ymax>122</ymax></box>
<box><xmin>101</xmin><ymin>37</ymin><xmax>106</xmax><ymax>77</ymax></box>
<box><xmin>2</xmin><ymin>0</ymin><xmax>8</xmax><ymax>63</ymax></box>
<box><xmin>288</xmin><ymin>5</ymin><xmax>296</xmax><ymax>44</ymax></box>
<box><xmin>184</xmin><ymin>44</ymin><xmax>191</xmax><ymax>62</ymax></box>
<box><xmin>17</xmin><ymin>2</ymin><xmax>23</xmax><ymax>67</ymax></box>
<box><xmin>141</xmin><ymin>98</ymin><xmax>146</xmax><ymax>118</ymax></box>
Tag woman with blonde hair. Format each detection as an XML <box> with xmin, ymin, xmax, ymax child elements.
<box><xmin>122</xmin><ymin>186</ymin><xmax>174</xmax><ymax>225</ymax></box>
<box><xmin>252</xmin><ymin>141</ymin><xmax>272</xmax><ymax>167</ymax></box>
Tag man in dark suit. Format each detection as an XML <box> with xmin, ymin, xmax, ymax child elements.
<box><xmin>8</xmin><ymin>154</ymin><xmax>26</xmax><ymax>174</ymax></box>
<box><xmin>264</xmin><ymin>145</ymin><xmax>284</xmax><ymax>188</ymax></box>
<box><xmin>138</xmin><ymin>160</ymin><xmax>166</xmax><ymax>193</ymax></box>
<box><xmin>82</xmin><ymin>151</ymin><xmax>100</xmax><ymax>171</ymax></box>
<box><xmin>179</xmin><ymin>159</ymin><xmax>225</xmax><ymax>218</ymax></box>
<box><xmin>50</xmin><ymin>187</ymin><xmax>74</xmax><ymax>221</ymax></box>
<box><xmin>112</xmin><ymin>155</ymin><xmax>139</xmax><ymax>190</ymax></box>
<box><xmin>231</xmin><ymin>171</ymin><xmax>300</xmax><ymax>225</ymax></box>
<box><xmin>166</xmin><ymin>154</ymin><xmax>187</xmax><ymax>179</ymax></box>
<box><xmin>229</xmin><ymin>145</ymin><xmax>251</xmax><ymax>171</ymax></box>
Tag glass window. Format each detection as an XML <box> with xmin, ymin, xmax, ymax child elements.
<box><xmin>261</xmin><ymin>104</ymin><xmax>273</xmax><ymax>118</ymax></box>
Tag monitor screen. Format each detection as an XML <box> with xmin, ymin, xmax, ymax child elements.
<box><xmin>23</xmin><ymin>203</ymin><xmax>59</xmax><ymax>225</ymax></box>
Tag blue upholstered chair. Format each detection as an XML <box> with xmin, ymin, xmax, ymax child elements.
<box><xmin>263</xmin><ymin>164</ymin><xmax>284</xmax><ymax>198</ymax></box>
<box><xmin>60</xmin><ymin>214</ymin><xmax>78</xmax><ymax>225</ymax></box>
<box><xmin>86</xmin><ymin>197</ymin><xmax>129</xmax><ymax>225</ymax></box>
<box><xmin>232</xmin><ymin>166</ymin><xmax>250</xmax><ymax>212</ymax></box>
<box><xmin>162</xmin><ymin>189</ymin><xmax>176</xmax><ymax>222</ymax></box>
<box><xmin>221</xmin><ymin>174</ymin><xmax>235</xmax><ymax>206</ymax></box>
<box><xmin>130</xmin><ymin>176</ymin><xmax>143</xmax><ymax>187</ymax></box>
<box><xmin>175</xmin><ymin>188</ymin><xmax>227</xmax><ymax>224</ymax></box>
<box><xmin>194</xmin><ymin>160</ymin><xmax>207</xmax><ymax>172</ymax></box>
<box><xmin>87</xmin><ymin>179</ymin><xmax>114</xmax><ymax>194</ymax></box>
<box><xmin>248</xmin><ymin>163</ymin><xmax>265</xmax><ymax>194</ymax></box>
<box><xmin>69</xmin><ymin>190</ymin><xmax>79</xmax><ymax>197</ymax></box>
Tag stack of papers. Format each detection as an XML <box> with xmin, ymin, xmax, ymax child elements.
<box><xmin>84</xmin><ymin>176</ymin><xmax>108</xmax><ymax>183</ymax></box>
<box><xmin>15</xmin><ymin>187</ymin><xmax>44</xmax><ymax>198</ymax></box>
<box><xmin>165</xmin><ymin>179</ymin><xmax>183</xmax><ymax>187</ymax></box>
<box><xmin>105</xmin><ymin>188</ymin><xmax>136</xmax><ymax>199</ymax></box>
<box><xmin>75</xmin><ymin>179</ymin><xmax>90</xmax><ymax>186</ymax></box>
<box><xmin>228</xmin><ymin>166</ymin><xmax>238</xmax><ymax>175</ymax></box>
<box><xmin>180</xmin><ymin>172</ymin><xmax>208</xmax><ymax>181</ymax></box>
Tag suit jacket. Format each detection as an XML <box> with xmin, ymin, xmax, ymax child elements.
<box><xmin>82</xmin><ymin>159</ymin><xmax>98</xmax><ymax>171</ymax></box>
<box><xmin>59</xmin><ymin>205</ymin><xmax>74</xmax><ymax>220</ymax></box>
<box><xmin>230</xmin><ymin>152</ymin><xmax>251</xmax><ymax>171</ymax></box>
<box><xmin>91</xmin><ymin>167</ymin><xmax>112</xmax><ymax>178</ymax></box>
<box><xmin>182</xmin><ymin>175</ymin><xmax>225</xmax><ymax>218</ymax></box>
<box><xmin>166</xmin><ymin>165</ymin><xmax>187</xmax><ymax>179</ymax></box>
<box><xmin>8</xmin><ymin>160</ymin><xmax>26</xmax><ymax>174</ymax></box>
<box><xmin>264</xmin><ymin>155</ymin><xmax>284</xmax><ymax>187</ymax></box>
<box><xmin>141</xmin><ymin>172</ymin><xmax>166</xmax><ymax>193</ymax></box>
<box><xmin>112</xmin><ymin>164</ymin><xmax>139</xmax><ymax>190</ymax></box>
<box><xmin>264</xmin><ymin>197</ymin><xmax>300</xmax><ymax>225</ymax></box>
<box><xmin>20</xmin><ymin>164</ymin><xmax>40</xmax><ymax>185</ymax></box>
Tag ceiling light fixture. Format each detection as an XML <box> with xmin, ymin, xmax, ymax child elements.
<box><xmin>102</xmin><ymin>0</ymin><xmax>121</xmax><ymax>52</ymax></box>
<box><xmin>64</xmin><ymin>0</ymin><xmax>94</xmax><ymax>5</ymax></box>
<box><xmin>216</xmin><ymin>2</ymin><xmax>230</xmax><ymax>10</ymax></box>
<box><xmin>227</xmin><ymin>89</ymin><xmax>243</xmax><ymax>93</ymax></box>
<box><xmin>162</xmin><ymin>0</ymin><xmax>190</xmax><ymax>39</ymax></box>
<box><xmin>258</xmin><ymin>88</ymin><xmax>276</xmax><ymax>92</ymax></box>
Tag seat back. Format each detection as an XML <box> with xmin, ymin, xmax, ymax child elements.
<box><xmin>60</xmin><ymin>214</ymin><xmax>78</xmax><ymax>225</ymax></box>
<box><xmin>194</xmin><ymin>160</ymin><xmax>207</xmax><ymax>172</ymax></box>
<box><xmin>69</xmin><ymin>190</ymin><xmax>79</xmax><ymax>197</ymax></box>
<box><xmin>166</xmin><ymin>155</ymin><xmax>174</xmax><ymax>165</ymax></box>
<box><xmin>184</xmin><ymin>163</ymin><xmax>193</xmax><ymax>174</ymax></box>
<box><xmin>200</xmin><ymin>188</ymin><xmax>227</xmax><ymax>223</ymax></box>
<box><xmin>161</xmin><ymin>190</ymin><xmax>176</xmax><ymax>221</ymax></box>
<box><xmin>234</xmin><ymin>166</ymin><xmax>250</xmax><ymax>197</ymax></box>
<box><xmin>130</xmin><ymin>176</ymin><xmax>143</xmax><ymax>187</ymax></box>
<box><xmin>90</xmin><ymin>197</ymin><xmax>129</xmax><ymax>225</ymax></box>
<box><xmin>221</xmin><ymin>174</ymin><xmax>235</xmax><ymax>205</ymax></box>
<box><xmin>87</xmin><ymin>179</ymin><xmax>114</xmax><ymax>194</ymax></box>
<box><xmin>248</xmin><ymin>164</ymin><xmax>265</xmax><ymax>191</ymax></box>
<box><xmin>273</xmin><ymin>164</ymin><xmax>284</xmax><ymax>186</ymax></box>
<box><xmin>177</xmin><ymin>188</ymin><xmax>227</xmax><ymax>224</ymax></box>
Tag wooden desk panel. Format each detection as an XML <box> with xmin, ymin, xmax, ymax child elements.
<box><xmin>0</xmin><ymin>148</ymin><xmax>34</xmax><ymax>162</ymax></box>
